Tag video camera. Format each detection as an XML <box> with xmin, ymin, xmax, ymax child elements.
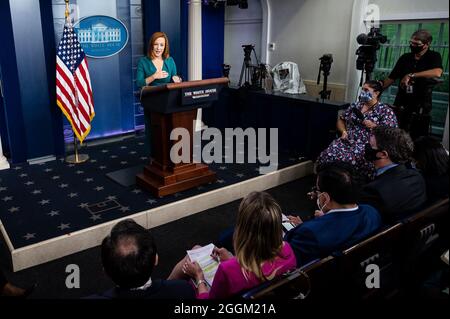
<box><xmin>355</xmin><ymin>27</ymin><xmax>387</xmax><ymax>81</ymax></box>
<box><xmin>317</xmin><ymin>54</ymin><xmax>333</xmax><ymax>100</ymax></box>
<box><xmin>318</xmin><ymin>54</ymin><xmax>333</xmax><ymax>76</ymax></box>
<box><xmin>242</xmin><ymin>44</ymin><xmax>254</xmax><ymax>66</ymax></box>
<box><xmin>238</xmin><ymin>44</ymin><xmax>266</xmax><ymax>90</ymax></box>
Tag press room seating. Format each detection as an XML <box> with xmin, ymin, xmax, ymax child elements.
<box><xmin>241</xmin><ymin>198</ymin><xmax>449</xmax><ymax>300</ymax></box>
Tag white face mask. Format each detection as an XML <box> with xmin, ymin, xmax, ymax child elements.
<box><xmin>316</xmin><ymin>192</ymin><xmax>328</xmax><ymax>213</ymax></box>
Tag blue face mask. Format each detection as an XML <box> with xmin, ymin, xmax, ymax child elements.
<box><xmin>359</xmin><ymin>91</ymin><xmax>373</xmax><ymax>103</ymax></box>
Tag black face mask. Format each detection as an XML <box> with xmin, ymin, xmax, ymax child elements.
<box><xmin>410</xmin><ymin>44</ymin><xmax>425</xmax><ymax>54</ymax></box>
<box><xmin>364</xmin><ymin>143</ymin><xmax>382</xmax><ymax>162</ymax></box>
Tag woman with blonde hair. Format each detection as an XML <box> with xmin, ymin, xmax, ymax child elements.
<box><xmin>170</xmin><ymin>191</ymin><xmax>296</xmax><ymax>299</ymax></box>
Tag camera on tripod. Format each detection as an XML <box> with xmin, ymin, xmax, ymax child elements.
<box><xmin>238</xmin><ymin>44</ymin><xmax>266</xmax><ymax>90</ymax></box>
<box><xmin>319</xmin><ymin>54</ymin><xmax>333</xmax><ymax>75</ymax></box>
<box><xmin>317</xmin><ymin>54</ymin><xmax>333</xmax><ymax>100</ymax></box>
<box><xmin>355</xmin><ymin>27</ymin><xmax>387</xmax><ymax>82</ymax></box>
<box><xmin>242</xmin><ymin>44</ymin><xmax>254</xmax><ymax>66</ymax></box>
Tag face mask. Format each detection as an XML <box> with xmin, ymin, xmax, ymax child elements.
<box><xmin>364</xmin><ymin>143</ymin><xmax>382</xmax><ymax>162</ymax></box>
<box><xmin>316</xmin><ymin>192</ymin><xmax>328</xmax><ymax>213</ymax></box>
<box><xmin>410</xmin><ymin>44</ymin><xmax>424</xmax><ymax>54</ymax></box>
<box><xmin>359</xmin><ymin>91</ymin><xmax>373</xmax><ymax>103</ymax></box>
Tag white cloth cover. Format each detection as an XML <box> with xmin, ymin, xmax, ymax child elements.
<box><xmin>271</xmin><ymin>61</ymin><xmax>307</xmax><ymax>94</ymax></box>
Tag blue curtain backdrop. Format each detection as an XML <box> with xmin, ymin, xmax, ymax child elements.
<box><xmin>0</xmin><ymin>0</ymin><xmax>224</xmax><ymax>163</ymax></box>
<box><xmin>202</xmin><ymin>3</ymin><xmax>225</xmax><ymax>79</ymax></box>
<box><xmin>0</xmin><ymin>0</ymin><xmax>63</xmax><ymax>163</ymax></box>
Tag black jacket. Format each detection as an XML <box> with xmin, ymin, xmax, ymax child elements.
<box><xmin>87</xmin><ymin>279</ymin><xmax>195</xmax><ymax>299</ymax></box>
<box><xmin>360</xmin><ymin>164</ymin><xmax>427</xmax><ymax>223</ymax></box>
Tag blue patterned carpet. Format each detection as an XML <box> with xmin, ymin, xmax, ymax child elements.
<box><xmin>0</xmin><ymin>134</ymin><xmax>302</xmax><ymax>249</ymax></box>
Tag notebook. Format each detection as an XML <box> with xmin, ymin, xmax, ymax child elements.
<box><xmin>187</xmin><ymin>243</ymin><xmax>220</xmax><ymax>286</ymax></box>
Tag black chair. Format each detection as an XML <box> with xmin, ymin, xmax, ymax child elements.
<box><xmin>399</xmin><ymin>198</ymin><xmax>449</xmax><ymax>294</ymax></box>
<box><xmin>241</xmin><ymin>256</ymin><xmax>336</xmax><ymax>300</ymax></box>
<box><xmin>334</xmin><ymin>223</ymin><xmax>404</xmax><ymax>300</ymax></box>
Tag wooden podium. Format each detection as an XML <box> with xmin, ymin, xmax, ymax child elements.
<box><xmin>136</xmin><ymin>77</ymin><xmax>229</xmax><ymax>197</ymax></box>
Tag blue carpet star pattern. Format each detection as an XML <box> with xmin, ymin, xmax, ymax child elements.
<box><xmin>0</xmin><ymin>135</ymin><xmax>301</xmax><ymax>249</ymax></box>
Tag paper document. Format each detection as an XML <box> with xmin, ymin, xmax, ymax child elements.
<box><xmin>282</xmin><ymin>213</ymin><xmax>295</xmax><ymax>232</ymax></box>
<box><xmin>441</xmin><ymin>250</ymin><xmax>449</xmax><ymax>265</ymax></box>
<box><xmin>187</xmin><ymin>243</ymin><xmax>219</xmax><ymax>286</ymax></box>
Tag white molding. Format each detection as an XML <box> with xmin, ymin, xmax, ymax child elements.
<box><xmin>0</xmin><ymin>157</ymin><xmax>9</xmax><ymax>170</ymax></box>
<box><xmin>3</xmin><ymin>161</ymin><xmax>314</xmax><ymax>271</ymax></box>
<box><xmin>261</xmin><ymin>0</ymin><xmax>270</xmax><ymax>65</ymax></box>
<box><xmin>0</xmin><ymin>134</ymin><xmax>10</xmax><ymax>170</ymax></box>
<box><xmin>27</xmin><ymin>155</ymin><xmax>57</xmax><ymax>165</ymax></box>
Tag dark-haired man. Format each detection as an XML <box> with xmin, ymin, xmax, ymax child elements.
<box><xmin>379</xmin><ymin>29</ymin><xmax>443</xmax><ymax>138</ymax></box>
<box><xmin>285</xmin><ymin>164</ymin><xmax>382</xmax><ymax>267</ymax></box>
<box><xmin>361</xmin><ymin>126</ymin><xmax>427</xmax><ymax>223</ymax></box>
<box><xmin>94</xmin><ymin>219</ymin><xmax>195</xmax><ymax>299</ymax></box>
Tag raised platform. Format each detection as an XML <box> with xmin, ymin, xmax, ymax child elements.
<box><xmin>0</xmin><ymin>135</ymin><xmax>314</xmax><ymax>271</ymax></box>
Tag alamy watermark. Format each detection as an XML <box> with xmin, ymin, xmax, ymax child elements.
<box><xmin>170</xmin><ymin>123</ymin><xmax>279</xmax><ymax>174</ymax></box>
<box><xmin>365</xmin><ymin>263</ymin><xmax>380</xmax><ymax>289</ymax></box>
<box><xmin>65</xmin><ymin>264</ymin><xmax>80</xmax><ymax>289</ymax></box>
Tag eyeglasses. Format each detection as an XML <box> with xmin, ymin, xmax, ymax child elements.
<box><xmin>311</xmin><ymin>186</ymin><xmax>321</xmax><ymax>194</ymax></box>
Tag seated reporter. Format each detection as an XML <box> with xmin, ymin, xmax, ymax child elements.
<box><xmin>413</xmin><ymin>136</ymin><xmax>449</xmax><ymax>203</ymax></box>
<box><xmin>317</xmin><ymin>80</ymin><xmax>398</xmax><ymax>181</ymax></box>
<box><xmin>284</xmin><ymin>163</ymin><xmax>382</xmax><ymax>266</ymax></box>
<box><xmin>169</xmin><ymin>192</ymin><xmax>296</xmax><ymax>299</ymax></box>
<box><xmin>360</xmin><ymin>126</ymin><xmax>427</xmax><ymax>223</ymax></box>
<box><xmin>97</xmin><ymin>219</ymin><xmax>195</xmax><ymax>299</ymax></box>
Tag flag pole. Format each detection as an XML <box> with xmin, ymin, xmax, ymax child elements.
<box><xmin>65</xmin><ymin>0</ymin><xmax>69</xmax><ymax>19</ymax></box>
<box><xmin>66</xmin><ymin>134</ymin><xmax>89</xmax><ymax>164</ymax></box>
<box><xmin>64</xmin><ymin>0</ymin><xmax>89</xmax><ymax>164</ymax></box>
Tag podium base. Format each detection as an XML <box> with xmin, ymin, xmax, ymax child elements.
<box><xmin>136</xmin><ymin>163</ymin><xmax>216</xmax><ymax>197</ymax></box>
<box><xmin>65</xmin><ymin>154</ymin><xmax>89</xmax><ymax>164</ymax></box>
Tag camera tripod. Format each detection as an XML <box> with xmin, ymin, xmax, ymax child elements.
<box><xmin>238</xmin><ymin>45</ymin><xmax>263</xmax><ymax>88</ymax></box>
<box><xmin>317</xmin><ymin>55</ymin><xmax>333</xmax><ymax>100</ymax></box>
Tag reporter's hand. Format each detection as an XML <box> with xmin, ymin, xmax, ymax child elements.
<box><xmin>362</xmin><ymin>120</ymin><xmax>377</xmax><ymax>129</ymax></box>
<box><xmin>182</xmin><ymin>260</ymin><xmax>203</xmax><ymax>280</ymax></box>
<box><xmin>341</xmin><ymin>131</ymin><xmax>348</xmax><ymax>140</ymax></box>
<box><xmin>153</xmin><ymin>70</ymin><xmax>169</xmax><ymax>80</ymax></box>
<box><xmin>211</xmin><ymin>247</ymin><xmax>232</xmax><ymax>262</ymax></box>
<box><xmin>287</xmin><ymin>215</ymin><xmax>303</xmax><ymax>226</ymax></box>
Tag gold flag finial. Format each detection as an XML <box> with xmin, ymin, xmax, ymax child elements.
<box><xmin>65</xmin><ymin>0</ymin><xmax>70</xmax><ymax>21</ymax></box>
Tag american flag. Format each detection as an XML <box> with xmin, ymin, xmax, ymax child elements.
<box><xmin>56</xmin><ymin>20</ymin><xmax>94</xmax><ymax>143</ymax></box>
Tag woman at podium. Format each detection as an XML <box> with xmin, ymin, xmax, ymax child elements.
<box><xmin>136</xmin><ymin>31</ymin><xmax>182</xmax><ymax>155</ymax></box>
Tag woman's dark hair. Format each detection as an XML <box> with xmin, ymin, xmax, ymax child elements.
<box><xmin>101</xmin><ymin>219</ymin><xmax>157</xmax><ymax>289</ymax></box>
<box><xmin>413</xmin><ymin>136</ymin><xmax>449</xmax><ymax>175</ymax></box>
<box><xmin>364</xmin><ymin>80</ymin><xmax>384</xmax><ymax>98</ymax></box>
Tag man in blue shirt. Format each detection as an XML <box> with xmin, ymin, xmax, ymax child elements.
<box><xmin>285</xmin><ymin>164</ymin><xmax>382</xmax><ymax>267</ymax></box>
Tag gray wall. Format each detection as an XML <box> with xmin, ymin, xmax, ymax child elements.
<box><xmin>224</xmin><ymin>0</ymin><xmax>263</xmax><ymax>86</ymax></box>
<box><xmin>260</xmin><ymin>0</ymin><xmax>448</xmax><ymax>86</ymax></box>
<box><xmin>369</xmin><ymin>0</ymin><xmax>449</xmax><ymax>19</ymax></box>
<box><xmin>267</xmin><ymin>0</ymin><xmax>354</xmax><ymax>85</ymax></box>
